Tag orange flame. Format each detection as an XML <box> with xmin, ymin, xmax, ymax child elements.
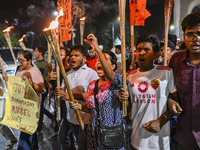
<box><xmin>19</xmin><ymin>34</ymin><xmax>26</xmax><ymax>42</ymax></box>
<box><xmin>43</xmin><ymin>9</ymin><xmax>63</xmax><ymax>31</ymax></box>
<box><xmin>3</xmin><ymin>26</ymin><xmax>14</xmax><ymax>32</ymax></box>
<box><xmin>80</xmin><ymin>17</ymin><xmax>86</xmax><ymax>21</ymax></box>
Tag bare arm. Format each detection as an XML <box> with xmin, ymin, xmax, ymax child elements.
<box><xmin>168</xmin><ymin>93</ymin><xmax>182</xmax><ymax>116</ymax></box>
<box><xmin>85</xmin><ymin>33</ymin><xmax>115</xmax><ymax>82</ymax></box>
<box><xmin>22</xmin><ymin>75</ymin><xmax>45</xmax><ymax>93</ymax></box>
<box><xmin>143</xmin><ymin>110</ymin><xmax>173</xmax><ymax>133</ymax></box>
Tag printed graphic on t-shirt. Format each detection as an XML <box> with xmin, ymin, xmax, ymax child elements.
<box><xmin>138</xmin><ymin>81</ymin><xmax>148</xmax><ymax>93</ymax></box>
<box><xmin>151</xmin><ymin>79</ymin><xmax>160</xmax><ymax>90</ymax></box>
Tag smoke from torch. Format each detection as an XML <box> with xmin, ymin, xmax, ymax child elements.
<box><xmin>19</xmin><ymin>35</ymin><xmax>27</xmax><ymax>50</ymax></box>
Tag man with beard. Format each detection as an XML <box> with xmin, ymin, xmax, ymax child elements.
<box><xmin>169</xmin><ymin>12</ymin><xmax>200</xmax><ymax>150</ymax></box>
<box><xmin>55</xmin><ymin>45</ymin><xmax>99</xmax><ymax>149</ymax></box>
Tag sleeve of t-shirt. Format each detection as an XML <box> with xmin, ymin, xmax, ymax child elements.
<box><xmin>167</xmin><ymin>69</ymin><xmax>177</xmax><ymax>94</ymax></box>
<box><xmin>88</xmin><ymin>69</ymin><xmax>99</xmax><ymax>82</ymax></box>
<box><xmin>31</xmin><ymin>68</ymin><xmax>46</xmax><ymax>92</ymax></box>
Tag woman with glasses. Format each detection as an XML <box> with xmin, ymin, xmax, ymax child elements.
<box><xmin>15</xmin><ymin>50</ymin><xmax>45</xmax><ymax>150</ymax></box>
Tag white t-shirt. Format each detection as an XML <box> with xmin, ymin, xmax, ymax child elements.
<box><xmin>64</xmin><ymin>64</ymin><xmax>99</xmax><ymax>125</ymax></box>
<box><xmin>127</xmin><ymin>65</ymin><xmax>177</xmax><ymax>150</ymax></box>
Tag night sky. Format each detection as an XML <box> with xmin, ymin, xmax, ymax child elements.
<box><xmin>0</xmin><ymin>0</ymin><xmax>166</xmax><ymax>49</ymax></box>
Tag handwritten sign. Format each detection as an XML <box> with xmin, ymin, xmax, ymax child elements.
<box><xmin>0</xmin><ymin>76</ymin><xmax>40</xmax><ymax>135</ymax></box>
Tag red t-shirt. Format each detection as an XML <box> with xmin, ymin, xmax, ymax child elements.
<box><xmin>85</xmin><ymin>56</ymin><xmax>98</xmax><ymax>71</ymax></box>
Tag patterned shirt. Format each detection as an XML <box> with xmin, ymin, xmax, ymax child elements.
<box><xmin>169</xmin><ymin>50</ymin><xmax>200</xmax><ymax>148</ymax></box>
<box><xmin>86</xmin><ymin>73</ymin><xmax>130</xmax><ymax>150</ymax></box>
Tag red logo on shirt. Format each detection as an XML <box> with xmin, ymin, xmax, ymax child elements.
<box><xmin>131</xmin><ymin>83</ymin><xmax>134</xmax><ymax>87</ymax></box>
<box><xmin>138</xmin><ymin>81</ymin><xmax>148</xmax><ymax>93</ymax></box>
<box><xmin>151</xmin><ymin>79</ymin><xmax>160</xmax><ymax>90</ymax></box>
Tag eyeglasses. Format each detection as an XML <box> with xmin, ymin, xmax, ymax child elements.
<box><xmin>17</xmin><ymin>58</ymin><xmax>27</xmax><ymax>64</ymax></box>
<box><xmin>184</xmin><ymin>31</ymin><xmax>200</xmax><ymax>41</ymax></box>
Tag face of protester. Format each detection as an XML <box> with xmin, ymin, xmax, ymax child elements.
<box><xmin>136</xmin><ymin>42</ymin><xmax>158</xmax><ymax>72</ymax></box>
<box><xmin>34</xmin><ymin>48</ymin><xmax>40</xmax><ymax>60</ymax></box>
<box><xmin>160</xmin><ymin>46</ymin><xmax>174</xmax><ymax>64</ymax></box>
<box><xmin>95</xmin><ymin>53</ymin><xmax>115</xmax><ymax>77</ymax></box>
<box><xmin>183</xmin><ymin>23</ymin><xmax>200</xmax><ymax>55</ymax></box>
<box><xmin>60</xmin><ymin>49</ymin><xmax>66</xmax><ymax>61</ymax></box>
<box><xmin>88</xmin><ymin>48</ymin><xmax>97</xmax><ymax>59</ymax></box>
<box><xmin>18</xmin><ymin>53</ymin><xmax>31</xmax><ymax>70</ymax></box>
<box><xmin>115</xmin><ymin>47</ymin><xmax>121</xmax><ymax>54</ymax></box>
<box><xmin>70</xmin><ymin>49</ymin><xmax>86</xmax><ymax>70</ymax></box>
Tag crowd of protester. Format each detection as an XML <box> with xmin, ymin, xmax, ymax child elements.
<box><xmin>0</xmin><ymin>12</ymin><xmax>200</xmax><ymax>150</ymax></box>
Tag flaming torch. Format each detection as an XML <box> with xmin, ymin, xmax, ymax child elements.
<box><xmin>3</xmin><ymin>26</ymin><xmax>17</xmax><ymax>65</ymax></box>
<box><xmin>43</xmin><ymin>16</ymin><xmax>84</xmax><ymax>131</ymax></box>
<box><xmin>19</xmin><ymin>35</ymin><xmax>27</xmax><ymax>50</ymax></box>
<box><xmin>80</xmin><ymin>17</ymin><xmax>86</xmax><ymax>45</ymax></box>
<box><xmin>118</xmin><ymin>0</ymin><xmax>127</xmax><ymax>116</ymax></box>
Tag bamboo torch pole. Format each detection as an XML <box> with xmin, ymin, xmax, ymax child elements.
<box><xmin>130</xmin><ymin>26</ymin><xmax>135</xmax><ymax>70</ymax></box>
<box><xmin>80</xmin><ymin>17</ymin><xmax>86</xmax><ymax>45</ymax></box>
<box><xmin>164</xmin><ymin>0</ymin><xmax>173</xmax><ymax>66</ymax></box>
<box><xmin>3</xmin><ymin>26</ymin><xmax>17</xmax><ymax>65</ymax></box>
<box><xmin>118</xmin><ymin>0</ymin><xmax>127</xmax><ymax>116</ymax></box>
<box><xmin>43</xmin><ymin>29</ymin><xmax>84</xmax><ymax>131</ymax></box>
<box><xmin>47</xmin><ymin>43</ymin><xmax>53</xmax><ymax>107</ymax></box>
<box><xmin>55</xmin><ymin>29</ymin><xmax>61</xmax><ymax>127</ymax></box>
<box><xmin>19</xmin><ymin>35</ymin><xmax>27</xmax><ymax>50</ymax></box>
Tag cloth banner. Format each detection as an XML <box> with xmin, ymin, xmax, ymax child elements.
<box><xmin>0</xmin><ymin>76</ymin><xmax>40</xmax><ymax>135</ymax></box>
<box><xmin>130</xmin><ymin>0</ymin><xmax>151</xmax><ymax>26</ymax></box>
<box><xmin>57</xmin><ymin>0</ymin><xmax>72</xmax><ymax>42</ymax></box>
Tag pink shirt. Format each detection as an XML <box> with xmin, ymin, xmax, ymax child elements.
<box><xmin>16</xmin><ymin>67</ymin><xmax>45</xmax><ymax>101</ymax></box>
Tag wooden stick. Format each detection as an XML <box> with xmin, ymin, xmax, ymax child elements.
<box><xmin>47</xmin><ymin>43</ymin><xmax>53</xmax><ymax>107</ymax></box>
<box><xmin>55</xmin><ymin>30</ymin><xmax>61</xmax><ymax>127</ymax></box>
<box><xmin>80</xmin><ymin>18</ymin><xmax>85</xmax><ymax>45</ymax></box>
<box><xmin>56</xmin><ymin>63</ymin><xmax>61</xmax><ymax>127</ymax></box>
<box><xmin>130</xmin><ymin>26</ymin><xmax>135</xmax><ymax>70</ymax></box>
<box><xmin>19</xmin><ymin>41</ymin><xmax>26</xmax><ymax>50</ymax></box>
<box><xmin>3</xmin><ymin>32</ymin><xmax>17</xmax><ymax>65</ymax></box>
<box><xmin>164</xmin><ymin>0</ymin><xmax>173</xmax><ymax>66</ymax></box>
<box><xmin>44</xmin><ymin>29</ymin><xmax>84</xmax><ymax>131</ymax></box>
<box><xmin>118</xmin><ymin>0</ymin><xmax>127</xmax><ymax>116</ymax></box>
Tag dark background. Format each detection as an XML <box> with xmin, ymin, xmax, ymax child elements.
<box><xmin>0</xmin><ymin>0</ymin><xmax>167</xmax><ymax>49</ymax></box>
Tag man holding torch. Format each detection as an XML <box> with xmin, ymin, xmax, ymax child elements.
<box><xmin>55</xmin><ymin>45</ymin><xmax>99</xmax><ymax>149</ymax></box>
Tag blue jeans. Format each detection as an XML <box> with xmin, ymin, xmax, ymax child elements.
<box><xmin>58</xmin><ymin>118</ymin><xmax>75</xmax><ymax>150</ymax></box>
<box><xmin>17</xmin><ymin>132</ymin><xmax>38</xmax><ymax>150</ymax></box>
